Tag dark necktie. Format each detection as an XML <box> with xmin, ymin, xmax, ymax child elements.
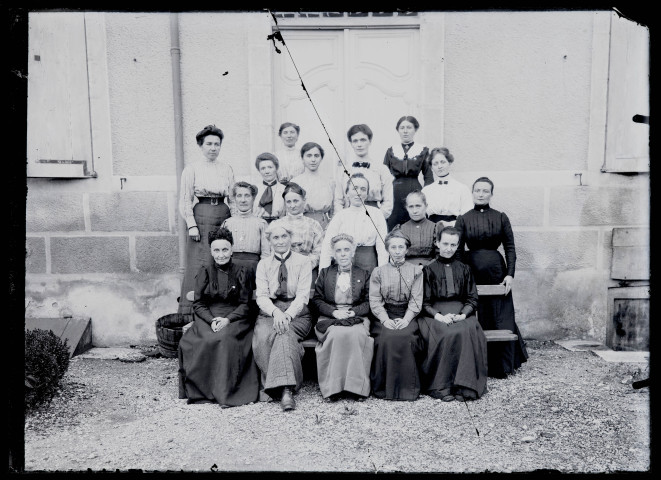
<box><xmin>259</xmin><ymin>181</ymin><xmax>276</xmax><ymax>215</ymax></box>
<box><xmin>402</xmin><ymin>143</ymin><xmax>412</xmax><ymax>160</ymax></box>
<box><xmin>352</xmin><ymin>162</ymin><xmax>370</xmax><ymax>168</ymax></box>
<box><xmin>445</xmin><ymin>263</ymin><xmax>456</xmax><ymax>297</ymax></box>
<box><xmin>275</xmin><ymin>252</ymin><xmax>291</xmax><ymax>296</ymax></box>
<box><xmin>438</xmin><ymin>180</ymin><xmax>448</xmax><ymax>185</ymax></box>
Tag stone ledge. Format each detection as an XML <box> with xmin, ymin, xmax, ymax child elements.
<box><xmin>591</xmin><ymin>350</ymin><xmax>649</xmax><ymax>363</ymax></box>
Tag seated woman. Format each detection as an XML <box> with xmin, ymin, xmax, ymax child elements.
<box><xmin>419</xmin><ymin>226</ymin><xmax>488</xmax><ymax>402</ymax></box>
<box><xmin>253</xmin><ymin>152</ymin><xmax>286</xmax><ymax>223</ymax></box>
<box><xmin>252</xmin><ymin>223</ymin><xmax>312</xmax><ymax>412</ymax></box>
<box><xmin>312</xmin><ymin>233</ymin><xmax>373</xmax><ymax>401</ymax></box>
<box><xmin>369</xmin><ymin>229</ymin><xmax>424</xmax><ymax>401</ymax></box>
<box><xmin>320</xmin><ymin>173</ymin><xmax>388</xmax><ymax>274</ymax></box>
<box><xmin>270</xmin><ymin>182</ymin><xmax>324</xmax><ymax>285</ymax></box>
<box><xmin>290</xmin><ymin>142</ymin><xmax>335</xmax><ymax>230</ymax></box>
<box><xmin>397</xmin><ymin>191</ymin><xmax>439</xmax><ymax>269</ymax></box>
<box><xmin>221</xmin><ymin>181</ymin><xmax>270</xmax><ymax>271</ymax></box>
<box><xmin>178</xmin><ymin>227</ymin><xmax>259</xmax><ymax>407</ymax></box>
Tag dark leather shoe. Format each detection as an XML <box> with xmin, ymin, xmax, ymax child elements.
<box><xmin>441</xmin><ymin>394</ymin><xmax>455</xmax><ymax>402</ymax></box>
<box><xmin>281</xmin><ymin>387</ymin><xmax>296</xmax><ymax>411</ymax></box>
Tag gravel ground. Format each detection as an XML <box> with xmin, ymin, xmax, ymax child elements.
<box><xmin>24</xmin><ymin>340</ymin><xmax>650</xmax><ymax>473</ymax></box>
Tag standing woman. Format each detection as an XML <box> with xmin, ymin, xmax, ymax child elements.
<box><xmin>178</xmin><ymin>227</ymin><xmax>259</xmax><ymax>407</ymax></box>
<box><xmin>253</xmin><ymin>153</ymin><xmax>286</xmax><ymax>224</ymax></box>
<box><xmin>313</xmin><ymin>234</ymin><xmax>373</xmax><ymax>401</ymax></box>
<box><xmin>334</xmin><ymin>124</ymin><xmax>394</xmax><ymax>222</ymax></box>
<box><xmin>454</xmin><ymin>177</ymin><xmax>528</xmax><ymax>378</ymax></box>
<box><xmin>221</xmin><ymin>181</ymin><xmax>270</xmax><ymax>271</ymax></box>
<box><xmin>270</xmin><ymin>182</ymin><xmax>324</xmax><ymax>285</ymax></box>
<box><xmin>369</xmin><ymin>229</ymin><xmax>425</xmax><ymax>401</ymax></box>
<box><xmin>320</xmin><ymin>173</ymin><xmax>388</xmax><ymax>274</ymax></box>
<box><xmin>383</xmin><ymin>115</ymin><xmax>432</xmax><ymax>231</ymax></box>
<box><xmin>290</xmin><ymin>142</ymin><xmax>335</xmax><ymax>230</ymax></box>
<box><xmin>275</xmin><ymin>122</ymin><xmax>304</xmax><ymax>184</ymax></box>
<box><xmin>421</xmin><ymin>147</ymin><xmax>473</xmax><ymax>227</ymax></box>
<box><xmin>178</xmin><ymin>125</ymin><xmax>235</xmax><ymax>320</ymax></box>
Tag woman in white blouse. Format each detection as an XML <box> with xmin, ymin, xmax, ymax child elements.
<box><xmin>290</xmin><ymin>142</ymin><xmax>335</xmax><ymax>230</ymax></box>
<box><xmin>320</xmin><ymin>173</ymin><xmax>388</xmax><ymax>274</ymax></box>
<box><xmin>420</xmin><ymin>147</ymin><xmax>472</xmax><ymax>228</ymax></box>
<box><xmin>177</xmin><ymin>125</ymin><xmax>235</xmax><ymax>320</ymax></box>
<box><xmin>274</xmin><ymin>122</ymin><xmax>304</xmax><ymax>184</ymax></box>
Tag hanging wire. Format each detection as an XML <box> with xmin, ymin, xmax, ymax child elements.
<box><xmin>266</xmin><ymin>9</ymin><xmax>421</xmax><ymax>312</ymax></box>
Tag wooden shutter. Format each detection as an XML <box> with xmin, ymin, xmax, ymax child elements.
<box><xmin>27</xmin><ymin>12</ymin><xmax>95</xmax><ymax>178</ymax></box>
<box><xmin>602</xmin><ymin>12</ymin><xmax>649</xmax><ymax>173</ymax></box>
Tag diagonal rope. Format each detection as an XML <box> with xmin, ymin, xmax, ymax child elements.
<box><xmin>267</xmin><ymin>10</ymin><xmax>421</xmax><ymax>312</ymax></box>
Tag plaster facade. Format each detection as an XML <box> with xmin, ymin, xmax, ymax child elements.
<box><xmin>25</xmin><ymin>11</ymin><xmax>649</xmax><ymax>347</ymax></box>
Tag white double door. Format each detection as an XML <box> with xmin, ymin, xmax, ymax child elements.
<box><xmin>273</xmin><ymin>28</ymin><xmax>421</xmax><ymax>181</ymax></box>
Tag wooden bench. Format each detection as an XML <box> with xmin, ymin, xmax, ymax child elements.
<box><xmin>301</xmin><ymin>329</ymin><xmax>516</xmax><ymax>349</ymax></box>
<box><xmin>186</xmin><ymin>283</ymin><xmax>519</xmax><ymax>349</ymax></box>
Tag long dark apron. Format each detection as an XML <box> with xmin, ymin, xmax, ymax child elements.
<box><xmin>418</xmin><ymin>300</ymin><xmax>488</xmax><ymax>399</ymax></box>
<box><xmin>178</xmin><ymin>303</ymin><xmax>259</xmax><ymax>406</ymax></box>
<box><xmin>370</xmin><ymin>303</ymin><xmax>424</xmax><ymax>401</ymax></box>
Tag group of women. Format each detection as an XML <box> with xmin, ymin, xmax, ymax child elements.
<box><xmin>176</xmin><ymin>119</ymin><xmax>528</xmax><ymax>410</ymax></box>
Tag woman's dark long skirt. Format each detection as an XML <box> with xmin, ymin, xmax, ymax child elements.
<box><xmin>178</xmin><ymin>303</ymin><xmax>259</xmax><ymax>407</ymax></box>
<box><xmin>418</xmin><ymin>300</ymin><xmax>488</xmax><ymax>399</ymax></box>
<box><xmin>387</xmin><ymin>177</ymin><xmax>421</xmax><ymax>231</ymax></box>
<box><xmin>468</xmin><ymin>249</ymin><xmax>528</xmax><ymax>378</ymax></box>
<box><xmin>354</xmin><ymin>245</ymin><xmax>378</xmax><ymax>275</ymax></box>
<box><xmin>178</xmin><ymin>202</ymin><xmax>231</xmax><ymax>320</ymax></box>
<box><xmin>231</xmin><ymin>252</ymin><xmax>260</xmax><ymax>272</ymax></box>
<box><xmin>370</xmin><ymin>303</ymin><xmax>424</xmax><ymax>401</ymax></box>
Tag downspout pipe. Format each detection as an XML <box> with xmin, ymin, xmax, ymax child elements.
<box><xmin>170</xmin><ymin>13</ymin><xmax>187</xmax><ymax>277</ymax></box>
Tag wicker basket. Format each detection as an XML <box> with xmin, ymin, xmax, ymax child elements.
<box><xmin>155</xmin><ymin>313</ymin><xmax>188</xmax><ymax>358</ymax></box>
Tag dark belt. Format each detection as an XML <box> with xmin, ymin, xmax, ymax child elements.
<box><xmin>197</xmin><ymin>196</ymin><xmax>225</xmax><ymax>205</ymax></box>
<box><xmin>428</xmin><ymin>214</ymin><xmax>457</xmax><ymax>222</ymax></box>
<box><xmin>276</xmin><ymin>294</ymin><xmax>295</xmax><ymax>301</ymax></box>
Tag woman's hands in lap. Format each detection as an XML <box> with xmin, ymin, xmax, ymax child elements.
<box><xmin>211</xmin><ymin>317</ymin><xmax>229</xmax><ymax>332</ymax></box>
<box><xmin>273</xmin><ymin>309</ymin><xmax>291</xmax><ymax>334</ymax></box>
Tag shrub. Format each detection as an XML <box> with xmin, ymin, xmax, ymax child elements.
<box><xmin>25</xmin><ymin>329</ymin><xmax>70</xmax><ymax>412</ymax></box>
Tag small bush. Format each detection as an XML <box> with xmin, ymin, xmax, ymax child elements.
<box><xmin>25</xmin><ymin>329</ymin><xmax>70</xmax><ymax>412</ymax></box>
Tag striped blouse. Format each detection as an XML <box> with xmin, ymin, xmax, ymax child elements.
<box><xmin>368</xmin><ymin>261</ymin><xmax>423</xmax><ymax>323</ymax></box>
<box><xmin>221</xmin><ymin>211</ymin><xmax>270</xmax><ymax>258</ymax></box>
<box><xmin>179</xmin><ymin>158</ymin><xmax>235</xmax><ymax>229</ymax></box>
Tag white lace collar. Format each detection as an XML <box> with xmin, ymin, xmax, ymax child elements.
<box><xmin>391</xmin><ymin>142</ymin><xmax>425</xmax><ymax>160</ymax></box>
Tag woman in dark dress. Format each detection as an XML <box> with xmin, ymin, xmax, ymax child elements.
<box><xmin>369</xmin><ymin>229</ymin><xmax>425</xmax><ymax>401</ymax></box>
<box><xmin>178</xmin><ymin>227</ymin><xmax>259</xmax><ymax>407</ymax></box>
<box><xmin>398</xmin><ymin>191</ymin><xmax>440</xmax><ymax>269</ymax></box>
<box><xmin>177</xmin><ymin>125</ymin><xmax>235</xmax><ymax>321</ymax></box>
<box><xmin>419</xmin><ymin>226</ymin><xmax>488</xmax><ymax>401</ymax></box>
<box><xmin>454</xmin><ymin>177</ymin><xmax>528</xmax><ymax>378</ymax></box>
<box><xmin>312</xmin><ymin>233</ymin><xmax>373</xmax><ymax>401</ymax></box>
<box><xmin>383</xmin><ymin>115</ymin><xmax>432</xmax><ymax>231</ymax></box>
